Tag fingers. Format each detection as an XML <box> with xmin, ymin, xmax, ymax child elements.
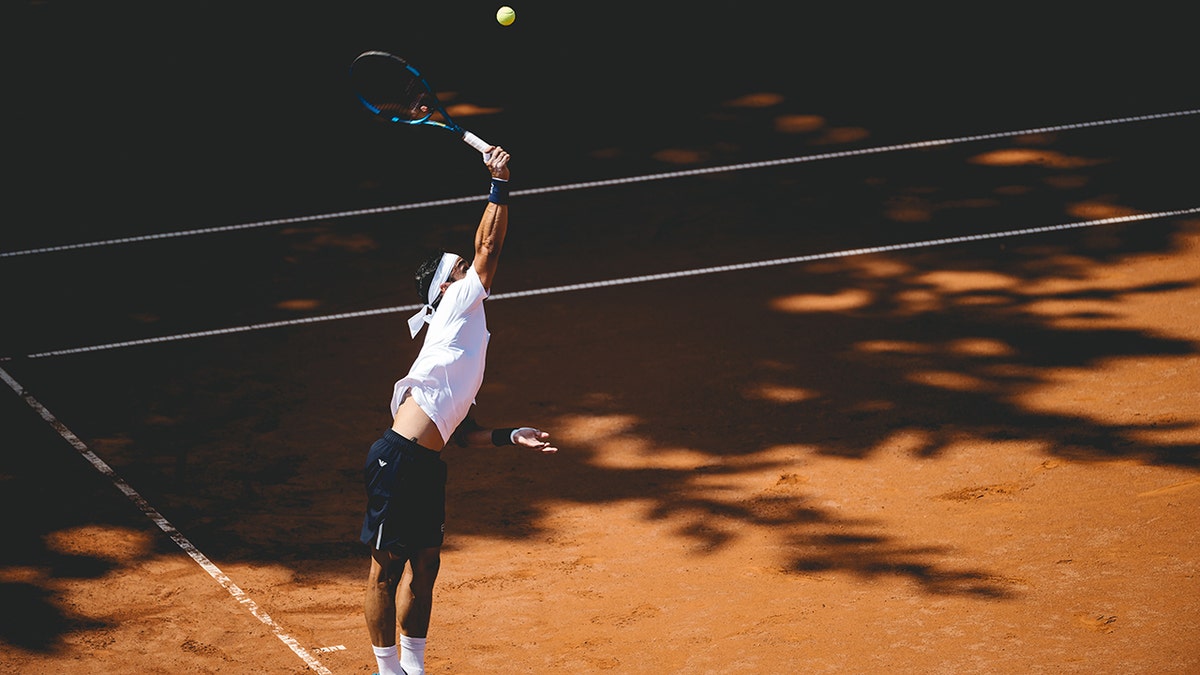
<box><xmin>486</xmin><ymin>146</ymin><xmax>511</xmax><ymax>180</ymax></box>
<box><xmin>487</xmin><ymin>148</ymin><xmax>509</xmax><ymax>169</ymax></box>
<box><xmin>532</xmin><ymin>431</ymin><xmax>557</xmax><ymax>453</ymax></box>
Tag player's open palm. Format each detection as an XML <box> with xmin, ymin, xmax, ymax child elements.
<box><xmin>513</xmin><ymin>427</ymin><xmax>558</xmax><ymax>453</ymax></box>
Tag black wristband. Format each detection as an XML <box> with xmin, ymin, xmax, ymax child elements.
<box><xmin>492</xmin><ymin>428</ymin><xmax>518</xmax><ymax>446</ymax></box>
<box><xmin>488</xmin><ymin>178</ymin><xmax>509</xmax><ymax>205</ymax></box>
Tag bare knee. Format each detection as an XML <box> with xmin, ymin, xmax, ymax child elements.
<box><xmin>368</xmin><ymin>548</ymin><xmax>406</xmax><ymax>589</ymax></box>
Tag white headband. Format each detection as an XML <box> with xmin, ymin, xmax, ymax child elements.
<box><xmin>408</xmin><ymin>252</ymin><xmax>459</xmax><ymax>338</ymax></box>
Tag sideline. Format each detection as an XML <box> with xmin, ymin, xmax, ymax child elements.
<box><xmin>0</xmin><ymin>366</ymin><xmax>333</xmax><ymax>675</ymax></box>
<box><xmin>5</xmin><ymin>207</ymin><xmax>1198</xmax><ymax>361</ymax></box>
<box><xmin>2</xmin><ymin>109</ymin><xmax>1197</xmax><ymax>260</ymax></box>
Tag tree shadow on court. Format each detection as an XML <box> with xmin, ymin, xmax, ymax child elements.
<box><xmin>471</xmin><ymin>205</ymin><xmax>1198</xmax><ymax>597</ymax></box>
<box><xmin>11</xmin><ymin>184</ymin><xmax>1193</xmax><ymax>624</ymax></box>
<box><xmin>3</xmin><ymin>224</ymin><xmax>1195</xmax><ymax>655</ymax></box>
<box><xmin>0</xmin><ymin>404</ymin><xmax>122</xmax><ymax>652</ymax></box>
<box><xmin>581</xmin><ymin>220</ymin><xmax>1200</xmax><ymax>466</ymax></box>
<box><xmin>0</xmin><ymin>582</ymin><xmax>113</xmax><ymax>652</ymax></box>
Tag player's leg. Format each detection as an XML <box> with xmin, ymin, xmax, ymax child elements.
<box><xmin>366</xmin><ymin>547</ymin><xmax>408</xmax><ymax>675</ymax></box>
<box><xmin>366</xmin><ymin>547</ymin><xmax>407</xmax><ymax>644</ymax></box>
<box><xmin>397</xmin><ymin>545</ymin><xmax>441</xmax><ymax>675</ymax></box>
<box><xmin>398</xmin><ymin>545</ymin><xmax>441</xmax><ymax>637</ymax></box>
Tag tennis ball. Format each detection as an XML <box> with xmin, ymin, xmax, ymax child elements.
<box><xmin>496</xmin><ymin>6</ymin><xmax>516</xmax><ymax>26</ymax></box>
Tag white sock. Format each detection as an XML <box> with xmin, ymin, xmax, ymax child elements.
<box><xmin>372</xmin><ymin>644</ymin><xmax>404</xmax><ymax>675</ymax></box>
<box><xmin>400</xmin><ymin>635</ymin><xmax>426</xmax><ymax>675</ymax></box>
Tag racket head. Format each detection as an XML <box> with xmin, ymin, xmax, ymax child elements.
<box><xmin>349</xmin><ymin>51</ymin><xmax>457</xmax><ymax>130</ymax></box>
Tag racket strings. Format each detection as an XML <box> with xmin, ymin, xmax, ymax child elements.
<box><xmin>351</xmin><ymin>54</ymin><xmax>437</xmax><ymax>122</ymax></box>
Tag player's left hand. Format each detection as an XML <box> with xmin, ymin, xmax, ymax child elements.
<box><xmin>512</xmin><ymin>427</ymin><xmax>557</xmax><ymax>453</ymax></box>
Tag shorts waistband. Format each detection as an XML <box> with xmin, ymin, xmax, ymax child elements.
<box><xmin>382</xmin><ymin>428</ymin><xmax>443</xmax><ymax>460</ymax></box>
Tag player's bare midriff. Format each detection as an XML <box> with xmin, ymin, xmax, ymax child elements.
<box><xmin>391</xmin><ymin>393</ymin><xmax>446</xmax><ymax>451</ymax></box>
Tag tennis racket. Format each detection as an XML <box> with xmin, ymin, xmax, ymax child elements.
<box><xmin>350</xmin><ymin>51</ymin><xmax>492</xmax><ymax>156</ymax></box>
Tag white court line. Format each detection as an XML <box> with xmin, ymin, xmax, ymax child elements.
<box><xmin>6</xmin><ymin>206</ymin><xmax>1198</xmax><ymax>362</ymax></box>
<box><xmin>1</xmin><ymin>108</ymin><xmax>1197</xmax><ymax>259</ymax></box>
<box><xmin>0</xmin><ymin>366</ymin><xmax>333</xmax><ymax>675</ymax></box>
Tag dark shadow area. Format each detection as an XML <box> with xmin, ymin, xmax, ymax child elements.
<box><xmin>0</xmin><ymin>394</ymin><xmax>125</xmax><ymax>652</ymax></box>
<box><xmin>0</xmin><ymin>582</ymin><xmax>112</xmax><ymax>651</ymax></box>
<box><xmin>6</xmin><ymin>2</ymin><xmax>1195</xmax><ymax>251</ymax></box>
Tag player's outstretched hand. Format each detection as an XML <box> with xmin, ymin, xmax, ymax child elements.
<box><xmin>512</xmin><ymin>427</ymin><xmax>557</xmax><ymax>453</ymax></box>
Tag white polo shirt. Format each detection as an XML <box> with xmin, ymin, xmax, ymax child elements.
<box><xmin>390</xmin><ymin>265</ymin><xmax>490</xmax><ymax>444</ymax></box>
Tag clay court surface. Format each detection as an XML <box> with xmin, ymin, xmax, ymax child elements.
<box><xmin>4</xmin><ymin>4</ymin><xmax>1198</xmax><ymax>674</ymax></box>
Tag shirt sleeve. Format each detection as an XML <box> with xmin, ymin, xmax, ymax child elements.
<box><xmin>441</xmin><ymin>265</ymin><xmax>488</xmax><ymax>315</ymax></box>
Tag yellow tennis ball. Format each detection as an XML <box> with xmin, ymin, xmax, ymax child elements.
<box><xmin>496</xmin><ymin>6</ymin><xmax>516</xmax><ymax>26</ymax></box>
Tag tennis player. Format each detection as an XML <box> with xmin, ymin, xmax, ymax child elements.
<box><xmin>361</xmin><ymin>146</ymin><xmax>557</xmax><ymax>675</ymax></box>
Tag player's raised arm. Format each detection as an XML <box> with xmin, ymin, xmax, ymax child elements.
<box><xmin>473</xmin><ymin>147</ymin><xmax>510</xmax><ymax>291</ymax></box>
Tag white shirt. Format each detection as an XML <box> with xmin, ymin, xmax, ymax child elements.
<box><xmin>390</xmin><ymin>266</ymin><xmax>491</xmax><ymax>444</ymax></box>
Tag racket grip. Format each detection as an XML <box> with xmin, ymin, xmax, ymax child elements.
<box><xmin>461</xmin><ymin>130</ymin><xmax>492</xmax><ymax>158</ymax></box>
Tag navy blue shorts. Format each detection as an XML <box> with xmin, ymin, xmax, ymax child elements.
<box><xmin>360</xmin><ymin>429</ymin><xmax>447</xmax><ymax>552</ymax></box>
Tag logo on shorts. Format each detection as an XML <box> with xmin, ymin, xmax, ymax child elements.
<box><xmin>378</xmin><ymin>459</ymin><xmax>388</xmax><ymax>467</ymax></box>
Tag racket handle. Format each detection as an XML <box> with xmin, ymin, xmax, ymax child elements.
<box><xmin>461</xmin><ymin>130</ymin><xmax>492</xmax><ymax>157</ymax></box>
